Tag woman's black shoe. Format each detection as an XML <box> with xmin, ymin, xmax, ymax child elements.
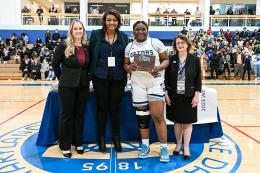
<box><xmin>76</xmin><ymin>146</ymin><xmax>84</xmax><ymax>154</ymax></box>
<box><xmin>173</xmin><ymin>150</ymin><xmax>181</xmax><ymax>155</ymax></box>
<box><xmin>183</xmin><ymin>155</ymin><xmax>191</xmax><ymax>160</ymax></box>
<box><xmin>113</xmin><ymin>136</ymin><xmax>122</xmax><ymax>152</ymax></box>
<box><xmin>99</xmin><ymin>137</ymin><xmax>107</xmax><ymax>153</ymax></box>
<box><xmin>61</xmin><ymin>150</ymin><xmax>72</xmax><ymax>158</ymax></box>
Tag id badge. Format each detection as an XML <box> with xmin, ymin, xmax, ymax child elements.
<box><xmin>108</xmin><ymin>57</ymin><xmax>115</xmax><ymax>67</ymax></box>
<box><xmin>177</xmin><ymin>80</ymin><xmax>185</xmax><ymax>92</ymax></box>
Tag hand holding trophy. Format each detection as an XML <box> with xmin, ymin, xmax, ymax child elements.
<box><xmin>134</xmin><ymin>54</ymin><xmax>156</xmax><ymax>72</ymax></box>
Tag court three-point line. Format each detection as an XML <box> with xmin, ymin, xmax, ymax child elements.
<box><xmin>222</xmin><ymin>120</ymin><xmax>260</xmax><ymax>144</ymax></box>
<box><xmin>0</xmin><ymin>98</ymin><xmax>46</xmax><ymax>126</ymax></box>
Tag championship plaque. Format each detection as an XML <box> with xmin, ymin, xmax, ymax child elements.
<box><xmin>134</xmin><ymin>54</ymin><xmax>156</xmax><ymax>72</ymax></box>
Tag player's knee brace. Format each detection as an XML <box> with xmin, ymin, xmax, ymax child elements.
<box><xmin>136</xmin><ymin>108</ymin><xmax>151</xmax><ymax>129</ymax></box>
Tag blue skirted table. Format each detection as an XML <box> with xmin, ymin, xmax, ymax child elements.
<box><xmin>36</xmin><ymin>90</ymin><xmax>223</xmax><ymax>146</ymax></box>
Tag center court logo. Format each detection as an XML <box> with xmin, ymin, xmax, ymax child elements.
<box><xmin>0</xmin><ymin>123</ymin><xmax>241</xmax><ymax>173</ymax></box>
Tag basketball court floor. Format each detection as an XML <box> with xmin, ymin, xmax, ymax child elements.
<box><xmin>0</xmin><ymin>80</ymin><xmax>259</xmax><ymax>173</ymax></box>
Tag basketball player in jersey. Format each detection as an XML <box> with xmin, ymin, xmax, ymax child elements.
<box><xmin>124</xmin><ymin>21</ymin><xmax>169</xmax><ymax>162</ymax></box>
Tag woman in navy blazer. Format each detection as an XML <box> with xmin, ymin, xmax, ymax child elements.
<box><xmin>52</xmin><ymin>19</ymin><xmax>89</xmax><ymax>158</ymax></box>
<box><xmin>88</xmin><ymin>10</ymin><xmax>128</xmax><ymax>153</ymax></box>
<box><xmin>165</xmin><ymin>35</ymin><xmax>201</xmax><ymax>160</ymax></box>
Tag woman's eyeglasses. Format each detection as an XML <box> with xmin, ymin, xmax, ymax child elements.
<box><xmin>176</xmin><ymin>41</ymin><xmax>186</xmax><ymax>45</ymax></box>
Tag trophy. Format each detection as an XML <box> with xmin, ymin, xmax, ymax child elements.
<box><xmin>134</xmin><ymin>54</ymin><xmax>155</xmax><ymax>72</ymax></box>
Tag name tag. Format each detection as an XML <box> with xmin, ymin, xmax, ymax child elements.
<box><xmin>108</xmin><ymin>56</ymin><xmax>115</xmax><ymax>67</ymax></box>
<box><xmin>177</xmin><ymin>80</ymin><xmax>185</xmax><ymax>93</ymax></box>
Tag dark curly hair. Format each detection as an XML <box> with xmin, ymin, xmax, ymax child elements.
<box><xmin>102</xmin><ymin>9</ymin><xmax>121</xmax><ymax>31</ymax></box>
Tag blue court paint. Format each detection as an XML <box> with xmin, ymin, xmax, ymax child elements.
<box><xmin>21</xmin><ymin>133</ymin><xmax>204</xmax><ymax>173</ymax></box>
<box><xmin>223</xmin><ymin>134</ymin><xmax>242</xmax><ymax>173</ymax></box>
<box><xmin>0</xmin><ymin>122</ymin><xmax>242</xmax><ymax>173</ymax></box>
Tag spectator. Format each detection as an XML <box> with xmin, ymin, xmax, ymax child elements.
<box><xmin>180</xmin><ymin>26</ymin><xmax>188</xmax><ymax>35</ymax></box>
<box><xmin>221</xmin><ymin>47</ymin><xmax>231</xmax><ymax>79</ymax></box>
<box><xmin>184</xmin><ymin>9</ymin><xmax>191</xmax><ymax>26</ymax></box>
<box><xmin>200</xmin><ymin>51</ymin><xmax>208</xmax><ymax>80</ymax></box>
<box><xmin>210</xmin><ymin>49</ymin><xmax>220</xmax><ymax>79</ymax></box>
<box><xmin>240</xmin><ymin>27</ymin><xmax>249</xmax><ymax>39</ymax></box>
<box><xmin>237</xmin><ymin>8</ymin><xmax>243</xmax><ymax>15</ymax></box>
<box><xmin>20</xmin><ymin>57</ymin><xmax>31</xmax><ymax>80</ymax></box>
<box><xmin>40</xmin><ymin>59</ymin><xmax>49</xmax><ymax>80</ymax></box>
<box><xmin>14</xmin><ymin>49</ymin><xmax>21</xmax><ymax>64</ymax></box>
<box><xmin>163</xmin><ymin>8</ymin><xmax>170</xmax><ymax>26</ymax></box>
<box><xmin>21</xmin><ymin>6</ymin><xmax>30</xmax><ymax>13</ymax></box>
<box><xmin>49</xmin><ymin>4</ymin><xmax>58</xmax><ymax>25</ymax></box>
<box><xmin>36</xmin><ymin>6</ymin><xmax>44</xmax><ymax>25</ymax></box>
<box><xmin>252</xmin><ymin>29</ymin><xmax>258</xmax><ymax>38</ymax></box>
<box><xmin>65</xmin><ymin>5</ymin><xmax>72</xmax><ymax>13</ymax></box>
<box><xmin>155</xmin><ymin>8</ymin><xmax>161</xmax><ymax>26</ymax></box>
<box><xmin>91</xmin><ymin>6</ymin><xmax>100</xmax><ymax>25</ymax></box>
<box><xmin>254</xmin><ymin>40</ymin><xmax>260</xmax><ymax>52</ymax></box>
<box><xmin>248</xmin><ymin>8</ymin><xmax>254</xmax><ymax>15</ymax></box>
<box><xmin>36</xmin><ymin>36</ymin><xmax>42</xmax><ymax>47</ymax></box>
<box><xmin>206</xmin><ymin>27</ymin><xmax>213</xmax><ymax>35</ymax></box>
<box><xmin>170</xmin><ymin>8</ymin><xmax>178</xmax><ymax>26</ymax></box>
<box><xmin>52</xmin><ymin>29</ymin><xmax>61</xmax><ymax>42</ymax></box>
<box><xmin>242</xmin><ymin>51</ymin><xmax>252</xmax><ymax>80</ymax></box>
<box><xmin>45</xmin><ymin>29</ymin><xmax>51</xmax><ymax>45</ymax></box>
<box><xmin>224</xmin><ymin>29</ymin><xmax>232</xmax><ymax>43</ymax></box>
<box><xmin>21</xmin><ymin>6</ymin><xmax>32</xmax><ymax>25</ymax></box>
<box><xmin>194</xmin><ymin>7</ymin><xmax>201</xmax><ymax>26</ymax></box>
<box><xmin>234</xmin><ymin>47</ymin><xmax>244</xmax><ymax>80</ymax></box>
<box><xmin>210</xmin><ymin>6</ymin><xmax>215</xmax><ymax>15</ymax></box>
<box><xmin>72</xmin><ymin>7</ymin><xmax>79</xmax><ymax>14</ymax></box>
<box><xmin>252</xmin><ymin>50</ymin><xmax>260</xmax><ymax>80</ymax></box>
<box><xmin>227</xmin><ymin>7</ymin><xmax>233</xmax><ymax>15</ymax></box>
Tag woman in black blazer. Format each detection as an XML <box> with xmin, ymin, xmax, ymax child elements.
<box><xmin>52</xmin><ymin>20</ymin><xmax>89</xmax><ymax>158</ymax></box>
<box><xmin>165</xmin><ymin>35</ymin><xmax>201</xmax><ymax>160</ymax></box>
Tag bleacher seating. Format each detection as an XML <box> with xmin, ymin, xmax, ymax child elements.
<box><xmin>0</xmin><ymin>62</ymin><xmax>21</xmax><ymax>80</ymax></box>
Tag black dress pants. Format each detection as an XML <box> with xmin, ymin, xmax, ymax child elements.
<box><xmin>58</xmin><ymin>85</ymin><xmax>89</xmax><ymax>150</ymax></box>
<box><xmin>211</xmin><ymin>66</ymin><xmax>219</xmax><ymax>79</ymax></box>
<box><xmin>93</xmin><ymin>77</ymin><xmax>125</xmax><ymax>138</ymax></box>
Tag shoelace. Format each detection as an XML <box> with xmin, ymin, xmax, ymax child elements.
<box><xmin>141</xmin><ymin>144</ymin><xmax>148</xmax><ymax>153</ymax></box>
<box><xmin>161</xmin><ymin>147</ymin><xmax>168</xmax><ymax>156</ymax></box>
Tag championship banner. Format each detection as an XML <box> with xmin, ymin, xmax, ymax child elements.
<box><xmin>166</xmin><ymin>86</ymin><xmax>218</xmax><ymax>125</ymax></box>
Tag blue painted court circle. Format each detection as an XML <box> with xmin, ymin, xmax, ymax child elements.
<box><xmin>21</xmin><ymin>133</ymin><xmax>204</xmax><ymax>173</ymax></box>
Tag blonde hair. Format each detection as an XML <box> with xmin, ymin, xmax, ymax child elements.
<box><xmin>65</xmin><ymin>19</ymin><xmax>88</xmax><ymax>58</ymax></box>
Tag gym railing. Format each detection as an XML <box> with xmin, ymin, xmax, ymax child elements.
<box><xmin>210</xmin><ymin>15</ymin><xmax>260</xmax><ymax>27</ymax></box>
<box><xmin>21</xmin><ymin>13</ymin><xmax>260</xmax><ymax>28</ymax></box>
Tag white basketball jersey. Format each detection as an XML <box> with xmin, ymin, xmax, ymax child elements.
<box><xmin>126</xmin><ymin>37</ymin><xmax>165</xmax><ymax>88</ymax></box>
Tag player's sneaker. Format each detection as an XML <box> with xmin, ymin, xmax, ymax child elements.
<box><xmin>160</xmin><ymin>147</ymin><xmax>169</xmax><ymax>162</ymax></box>
<box><xmin>138</xmin><ymin>144</ymin><xmax>151</xmax><ymax>159</ymax></box>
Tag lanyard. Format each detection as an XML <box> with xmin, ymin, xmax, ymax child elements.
<box><xmin>178</xmin><ymin>60</ymin><xmax>186</xmax><ymax>76</ymax></box>
<box><xmin>106</xmin><ymin>32</ymin><xmax>116</xmax><ymax>57</ymax></box>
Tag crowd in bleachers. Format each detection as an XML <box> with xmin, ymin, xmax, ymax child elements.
<box><xmin>0</xmin><ymin>29</ymin><xmax>66</xmax><ymax>80</ymax></box>
<box><xmin>178</xmin><ymin>27</ymin><xmax>260</xmax><ymax>80</ymax></box>
<box><xmin>0</xmin><ymin>27</ymin><xmax>260</xmax><ymax>81</ymax></box>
